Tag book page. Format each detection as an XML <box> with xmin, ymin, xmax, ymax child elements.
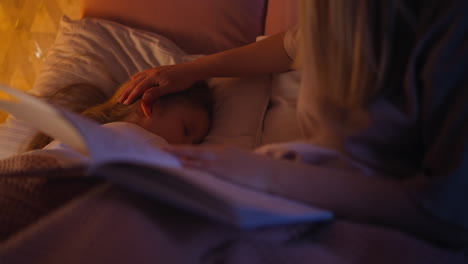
<box><xmin>57</xmin><ymin>110</ymin><xmax>181</xmax><ymax>168</ymax></box>
<box><xmin>0</xmin><ymin>84</ymin><xmax>88</xmax><ymax>154</ymax></box>
<box><xmin>94</xmin><ymin>161</ymin><xmax>333</xmax><ymax>228</ymax></box>
<box><xmin>0</xmin><ymin>84</ymin><xmax>180</xmax><ymax>168</ymax></box>
<box><xmin>163</xmin><ymin>167</ymin><xmax>333</xmax><ymax>227</ymax></box>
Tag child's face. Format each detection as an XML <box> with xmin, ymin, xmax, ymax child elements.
<box><xmin>137</xmin><ymin>102</ymin><xmax>210</xmax><ymax>145</ymax></box>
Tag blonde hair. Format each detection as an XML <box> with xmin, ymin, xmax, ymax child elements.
<box><xmin>26</xmin><ymin>83</ymin><xmax>109</xmax><ymax>151</ymax></box>
<box><xmin>81</xmin><ymin>83</ymin><xmax>139</xmax><ymax>124</ymax></box>
<box><xmin>297</xmin><ymin>0</ymin><xmax>398</xmax><ymax>108</ymax></box>
<box><xmin>27</xmin><ymin>81</ymin><xmax>213</xmax><ymax>150</ymax></box>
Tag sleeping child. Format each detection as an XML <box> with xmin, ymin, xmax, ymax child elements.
<box><xmin>27</xmin><ymin>80</ymin><xmax>213</xmax><ymax>154</ymax></box>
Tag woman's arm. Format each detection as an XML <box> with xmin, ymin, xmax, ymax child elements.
<box><xmin>188</xmin><ymin>32</ymin><xmax>292</xmax><ymax>79</ymax></box>
<box><xmin>269</xmin><ymin>160</ymin><xmax>467</xmax><ymax>247</ymax></box>
<box><xmin>119</xmin><ymin>32</ymin><xmax>293</xmax><ymax>105</ymax></box>
<box><xmin>166</xmin><ymin>146</ymin><xmax>468</xmax><ymax>248</ymax></box>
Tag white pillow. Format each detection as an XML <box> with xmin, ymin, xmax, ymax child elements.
<box><xmin>0</xmin><ymin>16</ymin><xmax>270</xmax><ymax>158</ymax></box>
<box><xmin>30</xmin><ymin>16</ymin><xmax>194</xmax><ymax>97</ymax></box>
<box><xmin>260</xmin><ymin>70</ymin><xmax>303</xmax><ymax>145</ymax></box>
<box><xmin>203</xmin><ymin>76</ymin><xmax>271</xmax><ymax>149</ymax></box>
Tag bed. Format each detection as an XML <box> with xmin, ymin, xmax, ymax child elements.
<box><xmin>0</xmin><ymin>0</ymin><xmax>465</xmax><ymax>263</ymax></box>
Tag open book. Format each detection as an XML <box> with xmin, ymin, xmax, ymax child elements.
<box><xmin>0</xmin><ymin>84</ymin><xmax>333</xmax><ymax>228</ymax></box>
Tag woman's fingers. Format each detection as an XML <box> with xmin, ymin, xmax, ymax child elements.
<box><xmin>120</xmin><ymin>67</ymin><xmax>160</xmax><ymax>104</ymax></box>
<box><xmin>124</xmin><ymin>76</ymin><xmax>160</xmax><ymax>105</ymax></box>
<box><xmin>139</xmin><ymin>85</ymin><xmax>167</xmax><ymax>116</ymax></box>
<box><xmin>119</xmin><ymin>64</ymin><xmax>195</xmax><ymax>104</ymax></box>
<box><xmin>141</xmin><ymin>81</ymin><xmax>170</xmax><ymax>104</ymax></box>
<box><xmin>119</xmin><ymin>73</ymin><xmax>147</xmax><ymax>103</ymax></box>
<box><xmin>131</xmin><ymin>71</ymin><xmax>144</xmax><ymax>80</ymax></box>
<box><xmin>119</xmin><ymin>83</ymin><xmax>134</xmax><ymax>103</ymax></box>
<box><xmin>140</xmin><ymin>98</ymin><xmax>153</xmax><ymax>117</ymax></box>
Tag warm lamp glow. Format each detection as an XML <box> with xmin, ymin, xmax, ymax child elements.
<box><xmin>0</xmin><ymin>0</ymin><xmax>81</xmax><ymax>123</ymax></box>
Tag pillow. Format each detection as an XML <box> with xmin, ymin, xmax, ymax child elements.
<box><xmin>264</xmin><ymin>0</ymin><xmax>298</xmax><ymax>35</ymax></box>
<box><xmin>82</xmin><ymin>0</ymin><xmax>268</xmax><ymax>55</ymax></box>
<box><xmin>203</xmin><ymin>76</ymin><xmax>271</xmax><ymax>149</ymax></box>
<box><xmin>0</xmin><ymin>16</ymin><xmax>270</xmax><ymax>158</ymax></box>
<box><xmin>260</xmin><ymin>70</ymin><xmax>303</xmax><ymax>145</ymax></box>
<box><xmin>29</xmin><ymin>16</ymin><xmax>193</xmax><ymax>98</ymax></box>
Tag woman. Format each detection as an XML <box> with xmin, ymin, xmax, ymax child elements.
<box><xmin>119</xmin><ymin>0</ymin><xmax>468</xmax><ymax>249</ymax></box>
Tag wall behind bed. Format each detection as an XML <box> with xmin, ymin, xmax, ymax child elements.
<box><xmin>0</xmin><ymin>0</ymin><xmax>81</xmax><ymax>122</ymax></box>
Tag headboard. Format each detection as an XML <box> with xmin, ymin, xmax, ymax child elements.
<box><xmin>81</xmin><ymin>0</ymin><xmax>297</xmax><ymax>55</ymax></box>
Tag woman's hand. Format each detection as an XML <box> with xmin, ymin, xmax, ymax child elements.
<box><xmin>119</xmin><ymin>32</ymin><xmax>291</xmax><ymax>107</ymax></box>
<box><xmin>119</xmin><ymin>64</ymin><xmax>200</xmax><ymax>106</ymax></box>
<box><xmin>164</xmin><ymin>145</ymin><xmax>280</xmax><ymax>191</ymax></box>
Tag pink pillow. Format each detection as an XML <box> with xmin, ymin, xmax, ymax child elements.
<box><xmin>264</xmin><ymin>0</ymin><xmax>298</xmax><ymax>35</ymax></box>
<box><xmin>82</xmin><ymin>0</ymin><xmax>267</xmax><ymax>55</ymax></box>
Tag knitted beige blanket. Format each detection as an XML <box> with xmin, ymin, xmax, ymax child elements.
<box><xmin>0</xmin><ymin>153</ymin><xmax>96</xmax><ymax>241</ymax></box>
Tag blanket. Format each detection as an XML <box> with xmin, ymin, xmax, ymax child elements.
<box><xmin>0</xmin><ymin>152</ymin><xmax>465</xmax><ymax>264</ymax></box>
<box><xmin>0</xmin><ymin>153</ymin><xmax>96</xmax><ymax>241</ymax></box>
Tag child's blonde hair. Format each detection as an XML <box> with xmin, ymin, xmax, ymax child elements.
<box><xmin>27</xmin><ymin>81</ymin><xmax>212</xmax><ymax>150</ymax></box>
<box><xmin>80</xmin><ymin>83</ymin><xmax>139</xmax><ymax>125</ymax></box>
<box><xmin>25</xmin><ymin>83</ymin><xmax>108</xmax><ymax>151</ymax></box>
